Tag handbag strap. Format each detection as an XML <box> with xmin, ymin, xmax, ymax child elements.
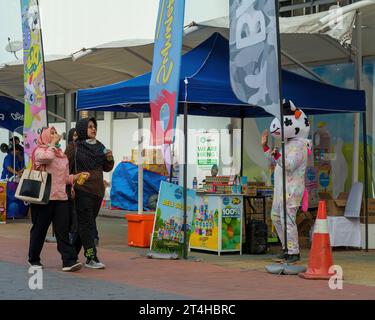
<box><xmin>30</xmin><ymin>147</ymin><xmax>47</xmax><ymax>180</ymax></box>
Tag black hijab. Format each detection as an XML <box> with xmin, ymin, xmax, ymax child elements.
<box><xmin>75</xmin><ymin>117</ymin><xmax>106</xmax><ymax>171</ymax></box>
<box><xmin>67</xmin><ymin>128</ymin><xmax>76</xmax><ymax>144</ymax></box>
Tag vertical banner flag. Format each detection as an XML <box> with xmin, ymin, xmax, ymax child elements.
<box><xmin>20</xmin><ymin>0</ymin><xmax>48</xmax><ymax>166</ymax></box>
<box><xmin>149</xmin><ymin>0</ymin><xmax>185</xmax><ymax>145</ymax></box>
<box><xmin>229</xmin><ymin>0</ymin><xmax>280</xmax><ymax>119</ymax></box>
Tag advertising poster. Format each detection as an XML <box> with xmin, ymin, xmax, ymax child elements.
<box><xmin>150</xmin><ymin>181</ymin><xmax>195</xmax><ymax>257</ymax></box>
<box><xmin>221</xmin><ymin>196</ymin><xmax>242</xmax><ymax>251</ymax></box>
<box><xmin>149</xmin><ymin>0</ymin><xmax>185</xmax><ymax>145</ymax></box>
<box><xmin>195</xmin><ymin>131</ymin><xmax>220</xmax><ymax>184</ymax></box>
<box><xmin>21</xmin><ymin>0</ymin><xmax>48</xmax><ymax>166</ymax></box>
<box><xmin>190</xmin><ymin>195</ymin><xmax>219</xmax><ymax>250</ymax></box>
<box><xmin>0</xmin><ymin>183</ymin><xmax>7</xmax><ymax>224</ymax></box>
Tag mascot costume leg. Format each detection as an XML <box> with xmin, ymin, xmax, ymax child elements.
<box><xmin>261</xmin><ymin>100</ymin><xmax>311</xmax><ymax>264</ymax></box>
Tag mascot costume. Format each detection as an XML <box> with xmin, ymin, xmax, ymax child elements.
<box><xmin>262</xmin><ymin>100</ymin><xmax>311</xmax><ymax>264</ymax></box>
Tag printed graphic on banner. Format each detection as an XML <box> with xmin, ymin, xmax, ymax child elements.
<box><xmin>21</xmin><ymin>0</ymin><xmax>48</xmax><ymax>166</ymax></box>
<box><xmin>190</xmin><ymin>196</ymin><xmax>219</xmax><ymax>250</ymax></box>
<box><xmin>195</xmin><ymin>131</ymin><xmax>220</xmax><ymax>184</ymax></box>
<box><xmin>149</xmin><ymin>0</ymin><xmax>185</xmax><ymax>145</ymax></box>
<box><xmin>221</xmin><ymin>196</ymin><xmax>242</xmax><ymax>251</ymax></box>
<box><xmin>0</xmin><ymin>183</ymin><xmax>7</xmax><ymax>224</ymax></box>
<box><xmin>229</xmin><ymin>0</ymin><xmax>280</xmax><ymax>118</ymax></box>
<box><xmin>150</xmin><ymin>181</ymin><xmax>195</xmax><ymax>257</ymax></box>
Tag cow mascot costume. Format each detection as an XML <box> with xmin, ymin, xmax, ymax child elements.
<box><xmin>261</xmin><ymin>100</ymin><xmax>311</xmax><ymax>264</ymax></box>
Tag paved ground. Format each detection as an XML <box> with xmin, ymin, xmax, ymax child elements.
<box><xmin>1</xmin><ymin>211</ymin><xmax>375</xmax><ymax>300</ymax></box>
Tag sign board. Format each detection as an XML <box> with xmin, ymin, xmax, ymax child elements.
<box><xmin>150</xmin><ymin>181</ymin><xmax>195</xmax><ymax>257</ymax></box>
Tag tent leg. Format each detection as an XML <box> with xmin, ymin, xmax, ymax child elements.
<box><xmin>138</xmin><ymin>113</ymin><xmax>143</xmax><ymax>215</ymax></box>
<box><xmin>183</xmin><ymin>102</ymin><xmax>188</xmax><ymax>259</ymax></box>
<box><xmin>275</xmin><ymin>0</ymin><xmax>288</xmax><ymax>255</ymax></box>
<box><xmin>240</xmin><ymin>118</ymin><xmax>244</xmax><ymax>177</ymax></box>
<box><xmin>353</xmin><ymin>10</ymin><xmax>362</xmax><ymax>184</ymax></box>
<box><xmin>169</xmin><ymin>144</ymin><xmax>174</xmax><ymax>183</ymax></box>
<box><xmin>362</xmin><ymin>112</ymin><xmax>369</xmax><ymax>252</ymax></box>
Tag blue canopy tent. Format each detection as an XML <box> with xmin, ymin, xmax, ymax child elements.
<box><xmin>77</xmin><ymin>33</ymin><xmax>365</xmax><ymax>116</ymax></box>
<box><xmin>0</xmin><ymin>96</ymin><xmax>24</xmax><ymax>133</ymax></box>
<box><xmin>76</xmin><ymin>32</ymin><xmax>370</xmax><ymax>250</ymax></box>
<box><xmin>0</xmin><ymin>96</ymin><xmax>28</xmax><ymax>219</ymax></box>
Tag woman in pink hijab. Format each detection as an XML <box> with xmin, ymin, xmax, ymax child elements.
<box><xmin>28</xmin><ymin>127</ymin><xmax>89</xmax><ymax>272</ymax></box>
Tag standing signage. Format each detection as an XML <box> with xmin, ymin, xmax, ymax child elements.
<box><xmin>20</xmin><ymin>0</ymin><xmax>48</xmax><ymax>166</ymax></box>
<box><xmin>195</xmin><ymin>131</ymin><xmax>220</xmax><ymax>184</ymax></box>
<box><xmin>150</xmin><ymin>181</ymin><xmax>195</xmax><ymax>257</ymax></box>
<box><xmin>149</xmin><ymin>0</ymin><xmax>186</xmax><ymax>145</ymax></box>
<box><xmin>190</xmin><ymin>195</ymin><xmax>219</xmax><ymax>250</ymax></box>
<box><xmin>221</xmin><ymin>196</ymin><xmax>242</xmax><ymax>251</ymax></box>
<box><xmin>0</xmin><ymin>183</ymin><xmax>6</xmax><ymax>224</ymax></box>
<box><xmin>190</xmin><ymin>194</ymin><xmax>243</xmax><ymax>254</ymax></box>
<box><xmin>229</xmin><ymin>0</ymin><xmax>280</xmax><ymax>119</ymax></box>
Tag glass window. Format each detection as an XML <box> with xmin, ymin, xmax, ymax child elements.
<box><xmin>96</xmin><ymin>111</ymin><xmax>104</xmax><ymax>121</ymax></box>
<box><xmin>114</xmin><ymin>112</ymin><xmax>127</xmax><ymax>119</ymax></box>
<box><xmin>47</xmin><ymin>95</ymin><xmax>56</xmax><ymax>123</ymax></box>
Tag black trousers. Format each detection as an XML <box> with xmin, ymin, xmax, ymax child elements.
<box><xmin>74</xmin><ymin>189</ymin><xmax>102</xmax><ymax>259</ymax></box>
<box><xmin>28</xmin><ymin>201</ymin><xmax>78</xmax><ymax>266</ymax></box>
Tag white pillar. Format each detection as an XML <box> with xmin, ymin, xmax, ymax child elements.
<box><xmin>230</xmin><ymin>118</ymin><xmax>242</xmax><ymax>175</ymax></box>
<box><xmin>103</xmin><ymin>111</ymin><xmax>114</xmax><ymax>182</ymax></box>
<box><xmin>138</xmin><ymin>113</ymin><xmax>144</xmax><ymax>214</ymax></box>
<box><xmin>352</xmin><ymin>11</ymin><xmax>362</xmax><ymax>184</ymax></box>
<box><xmin>65</xmin><ymin>90</ymin><xmax>72</xmax><ymax>134</ymax></box>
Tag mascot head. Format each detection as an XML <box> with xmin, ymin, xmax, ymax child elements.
<box><xmin>270</xmin><ymin>100</ymin><xmax>310</xmax><ymax>140</ymax></box>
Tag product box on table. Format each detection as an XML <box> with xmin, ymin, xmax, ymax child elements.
<box><xmin>132</xmin><ymin>148</ymin><xmax>164</xmax><ymax>165</ymax></box>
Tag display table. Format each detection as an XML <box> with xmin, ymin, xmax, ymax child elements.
<box><xmin>190</xmin><ymin>193</ymin><xmax>243</xmax><ymax>255</ymax></box>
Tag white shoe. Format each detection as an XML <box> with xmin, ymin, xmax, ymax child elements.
<box><xmin>62</xmin><ymin>262</ymin><xmax>82</xmax><ymax>272</ymax></box>
<box><xmin>85</xmin><ymin>258</ymin><xmax>106</xmax><ymax>269</ymax></box>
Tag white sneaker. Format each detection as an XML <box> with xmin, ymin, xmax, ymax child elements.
<box><xmin>85</xmin><ymin>258</ymin><xmax>106</xmax><ymax>269</ymax></box>
<box><xmin>62</xmin><ymin>262</ymin><xmax>82</xmax><ymax>272</ymax></box>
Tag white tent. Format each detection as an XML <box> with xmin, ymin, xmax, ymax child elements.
<box><xmin>1</xmin><ymin>0</ymin><xmax>374</xmax><ymax>99</ymax></box>
<box><xmin>191</xmin><ymin>0</ymin><xmax>375</xmax><ymax>66</ymax></box>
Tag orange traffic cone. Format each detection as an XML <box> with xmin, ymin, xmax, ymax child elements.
<box><xmin>299</xmin><ymin>201</ymin><xmax>335</xmax><ymax>280</ymax></box>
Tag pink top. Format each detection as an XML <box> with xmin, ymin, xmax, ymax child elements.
<box><xmin>34</xmin><ymin>147</ymin><xmax>74</xmax><ymax>201</ymax></box>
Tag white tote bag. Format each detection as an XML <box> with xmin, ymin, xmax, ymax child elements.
<box><xmin>15</xmin><ymin>169</ymin><xmax>52</xmax><ymax>204</ymax></box>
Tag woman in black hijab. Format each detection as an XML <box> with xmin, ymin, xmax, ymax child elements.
<box><xmin>66</xmin><ymin>118</ymin><xmax>114</xmax><ymax>269</ymax></box>
<box><xmin>66</xmin><ymin>128</ymin><xmax>79</xmax><ymax>245</ymax></box>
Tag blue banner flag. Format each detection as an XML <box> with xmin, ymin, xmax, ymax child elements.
<box><xmin>149</xmin><ymin>0</ymin><xmax>185</xmax><ymax>145</ymax></box>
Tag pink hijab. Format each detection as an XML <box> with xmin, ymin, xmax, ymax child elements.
<box><xmin>36</xmin><ymin>127</ymin><xmax>65</xmax><ymax>158</ymax></box>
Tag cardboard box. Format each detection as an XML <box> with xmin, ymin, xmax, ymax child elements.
<box><xmin>364</xmin><ymin>198</ymin><xmax>375</xmax><ymax>215</ymax></box>
<box><xmin>242</xmin><ymin>185</ymin><xmax>257</xmax><ymax>196</ymax></box>
<box><xmin>360</xmin><ymin>216</ymin><xmax>375</xmax><ymax>224</ymax></box>
<box><xmin>132</xmin><ymin>148</ymin><xmax>165</xmax><ymax>165</ymax></box>
<box><xmin>299</xmin><ymin>236</ymin><xmax>311</xmax><ymax>249</ymax></box>
<box><xmin>143</xmin><ymin>164</ymin><xmax>168</xmax><ymax>176</ymax></box>
<box><xmin>318</xmin><ymin>192</ymin><xmax>347</xmax><ymax>216</ymax></box>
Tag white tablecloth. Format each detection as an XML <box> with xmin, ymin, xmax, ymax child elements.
<box><xmin>326</xmin><ymin>216</ymin><xmax>361</xmax><ymax>248</ymax></box>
